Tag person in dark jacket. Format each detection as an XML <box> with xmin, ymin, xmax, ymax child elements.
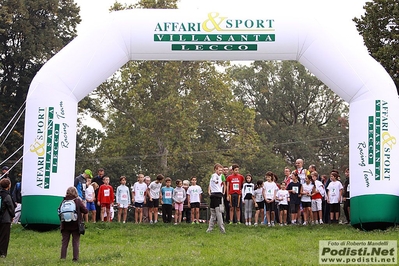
<box><xmin>59</xmin><ymin>186</ymin><xmax>88</xmax><ymax>262</ymax></box>
<box><xmin>0</xmin><ymin>178</ymin><xmax>16</xmax><ymax>258</ymax></box>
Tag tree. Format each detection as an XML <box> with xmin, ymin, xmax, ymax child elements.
<box><xmin>354</xmin><ymin>0</ymin><xmax>399</xmax><ymax>94</ymax></box>
<box><xmin>0</xmin><ymin>0</ymin><xmax>81</xmax><ymax>176</ymax></box>
<box><xmin>228</xmin><ymin>61</ymin><xmax>349</xmax><ymax>174</ymax></box>
<box><xmin>78</xmin><ymin>0</ymin><xmax>260</xmax><ymax>185</ymax></box>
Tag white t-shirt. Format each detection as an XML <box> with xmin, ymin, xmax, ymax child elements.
<box><xmin>148</xmin><ymin>181</ymin><xmax>162</xmax><ymax>199</ymax></box>
<box><xmin>187</xmin><ymin>185</ymin><xmax>203</xmax><ymax>203</ymax></box>
<box><xmin>301</xmin><ymin>183</ymin><xmax>314</xmax><ymax>202</ymax></box>
<box><xmin>263</xmin><ymin>181</ymin><xmax>278</xmax><ymax>200</ymax></box>
<box><xmin>209</xmin><ymin>173</ymin><xmax>223</xmax><ymax>194</ymax></box>
<box><xmin>132</xmin><ymin>182</ymin><xmax>148</xmax><ymax>203</ymax></box>
<box><xmin>327</xmin><ymin>181</ymin><xmax>343</xmax><ymax>203</ymax></box>
<box><xmin>85</xmin><ymin>185</ymin><xmax>95</xmax><ymax>202</ymax></box>
<box><xmin>276</xmin><ymin>190</ymin><xmax>290</xmax><ymax>205</ymax></box>
<box><xmin>254</xmin><ymin>187</ymin><xmax>264</xmax><ymax>202</ymax></box>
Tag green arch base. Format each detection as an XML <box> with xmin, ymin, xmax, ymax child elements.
<box><xmin>21</xmin><ymin>195</ymin><xmax>63</xmax><ymax>231</ymax></box>
<box><xmin>351</xmin><ymin>194</ymin><xmax>399</xmax><ymax>231</ymax></box>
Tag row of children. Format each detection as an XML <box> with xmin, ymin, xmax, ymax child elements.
<box><xmin>77</xmin><ymin>161</ymin><xmax>348</xmax><ymax>230</ymax></box>
<box><xmin>80</xmin><ymin>173</ymin><xmax>203</xmax><ymax>225</ymax></box>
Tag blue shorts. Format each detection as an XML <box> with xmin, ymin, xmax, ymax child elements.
<box><xmin>86</xmin><ymin>201</ymin><xmax>96</xmax><ymax>211</ymax></box>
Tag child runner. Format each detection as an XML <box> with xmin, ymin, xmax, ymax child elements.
<box><xmin>327</xmin><ymin>171</ymin><xmax>343</xmax><ymax>224</ymax></box>
<box><xmin>287</xmin><ymin>172</ymin><xmax>302</xmax><ymax>225</ymax></box>
<box><xmin>161</xmin><ymin>177</ymin><xmax>174</xmax><ymax>223</ymax></box>
<box><xmin>276</xmin><ymin>181</ymin><xmax>290</xmax><ymax>226</ymax></box>
<box><xmin>132</xmin><ymin>174</ymin><xmax>147</xmax><ymax>223</ymax></box>
<box><xmin>173</xmin><ymin>179</ymin><xmax>186</xmax><ymax>225</ymax></box>
<box><xmin>300</xmin><ymin>175</ymin><xmax>314</xmax><ymax>225</ymax></box>
<box><xmin>241</xmin><ymin>174</ymin><xmax>255</xmax><ymax>226</ymax></box>
<box><xmin>253</xmin><ymin>180</ymin><xmax>265</xmax><ymax>226</ymax></box>
<box><xmin>206</xmin><ymin>163</ymin><xmax>226</xmax><ymax>233</ymax></box>
<box><xmin>311</xmin><ymin>171</ymin><xmax>324</xmax><ymax>225</ymax></box>
<box><xmin>226</xmin><ymin>164</ymin><xmax>245</xmax><ymax>224</ymax></box>
<box><xmin>147</xmin><ymin>174</ymin><xmax>164</xmax><ymax>224</ymax></box>
<box><xmin>116</xmin><ymin>176</ymin><xmax>131</xmax><ymax>223</ymax></box>
<box><xmin>263</xmin><ymin>171</ymin><xmax>278</xmax><ymax>226</ymax></box>
<box><xmin>85</xmin><ymin>179</ymin><xmax>97</xmax><ymax>223</ymax></box>
<box><xmin>187</xmin><ymin>176</ymin><xmax>203</xmax><ymax>224</ymax></box>
<box><xmin>97</xmin><ymin>176</ymin><xmax>114</xmax><ymax>222</ymax></box>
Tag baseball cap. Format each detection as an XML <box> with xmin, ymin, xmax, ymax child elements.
<box><xmin>84</xmin><ymin>169</ymin><xmax>93</xmax><ymax>178</ymax></box>
<box><xmin>2</xmin><ymin>166</ymin><xmax>9</xmax><ymax>170</ymax></box>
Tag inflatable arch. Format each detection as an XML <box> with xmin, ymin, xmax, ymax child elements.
<box><xmin>22</xmin><ymin>9</ymin><xmax>399</xmax><ymax>230</ymax></box>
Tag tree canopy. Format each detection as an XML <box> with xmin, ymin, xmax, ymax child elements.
<box><xmin>354</xmin><ymin>0</ymin><xmax>399</xmax><ymax>94</ymax></box>
<box><xmin>0</xmin><ymin>0</ymin><xmax>80</xmax><ymax>179</ymax></box>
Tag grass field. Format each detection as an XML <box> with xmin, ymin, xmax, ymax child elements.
<box><xmin>3</xmin><ymin>222</ymin><xmax>398</xmax><ymax>266</ymax></box>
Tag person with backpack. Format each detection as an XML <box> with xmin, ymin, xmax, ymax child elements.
<box><xmin>0</xmin><ymin>178</ymin><xmax>16</xmax><ymax>258</ymax></box>
<box><xmin>59</xmin><ymin>186</ymin><xmax>88</xmax><ymax>262</ymax></box>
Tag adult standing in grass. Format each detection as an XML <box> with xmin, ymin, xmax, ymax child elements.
<box><xmin>206</xmin><ymin>163</ymin><xmax>226</xmax><ymax>233</ymax></box>
<box><xmin>0</xmin><ymin>178</ymin><xmax>15</xmax><ymax>258</ymax></box>
<box><xmin>93</xmin><ymin>168</ymin><xmax>105</xmax><ymax>222</ymax></box>
<box><xmin>60</xmin><ymin>186</ymin><xmax>88</xmax><ymax>262</ymax></box>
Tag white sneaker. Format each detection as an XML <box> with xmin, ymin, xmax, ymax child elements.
<box><xmin>319</xmin><ymin>220</ymin><xmax>324</xmax><ymax>224</ymax></box>
<box><xmin>267</xmin><ymin>223</ymin><xmax>271</xmax><ymax>227</ymax></box>
<box><xmin>245</xmin><ymin>222</ymin><xmax>248</xmax><ymax>226</ymax></box>
<box><xmin>254</xmin><ymin>223</ymin><xmax>258</xmax><ymax>226</ymax></box>
<box><xmin>303</xmin><ymin>221</ymin><xmax>307</xmax><ymax>225</ymax></box>
<box><xmin>271</xmin><ymin>222</ymin><xmax>275</xmax><ymax>226</ymax></box>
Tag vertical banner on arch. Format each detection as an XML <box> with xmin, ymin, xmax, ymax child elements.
<box><xmin>350</xmin><ymin>98</ymin><xmax>399</xmax><ymax>227</ymax></box>
<box><xmin>21</xmin><ymin>96</ymin><xmax>77</xmax><ymax>226</ymax></box>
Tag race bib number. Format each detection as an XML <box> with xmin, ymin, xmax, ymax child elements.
<box><xmin>245</xmin><ymin>187</ymin><xmax>253</xmax><ymax>194</ymax></box>
<box><xmin>266</xmin><ymin>189</ymin><xmax>273</xmax><ymax>199</ymax></box>
<box><xmin>177</xmin><ymin>191</ymin><xmax>183</xmax><ymax>199</ymax></box>
<box><xmin>293</xmin><ymin>187</ymin><xmax>298</xmax><ymax>194</ymax></box>
<box><xmin>233</xmin><ymin>183</ymin><xmax>239</xmax><ymax>190</ymax></box>
<box><xmin>165</xmin><ymin>191</ymin><xmax>172</xmax><ymax>198</ymax></box>
<box><xmin>121</xmin><ymin>192</ymin><xmax>128</xmax><ymax>199</ymax></box>
<box><xmin>104</xmin><ymin>189</ymin><xmax>110</xmax><ymax>197</ymax></box>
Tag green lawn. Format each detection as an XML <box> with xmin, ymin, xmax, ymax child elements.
<box><xmin>4</xmin><ymin>222</ymin><xmax>399</xmax><ymax>266</ymax></box>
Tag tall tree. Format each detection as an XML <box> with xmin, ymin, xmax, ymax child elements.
<box><xmin>228</xmin><ymin>61</ymin><xmax>349</xmax><ymax>173</ymax></box>
<box><xmin>78</xmin><ymin>0</ymin><xmax>260</xmax><ymax>184</ymax></box>
<box><xmin>0</xmin><ymin>0</ymin><xmax>81</xmax><ymax>174</ymax></box>
<box><xmin>354</xmin><ymin>0</ymin><xmax>399</xmax><ymax>93</ymax></box>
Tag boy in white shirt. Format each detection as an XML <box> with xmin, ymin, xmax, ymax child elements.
<box><xmin>147</xmin><ymin>174</ymin><xmax>164</xmax><ymax>224</ymax></box>
<box><xmin>327</xmin><ymin>171</ymin><xmax>343</xmax><ymax>224</ymax></box>
<box><xmin>132</xmin><ymin>174</ymin><xmax>147</xmax><ymax>223</ymax></box>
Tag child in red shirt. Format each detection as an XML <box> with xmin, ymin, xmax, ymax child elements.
<box><xmin>226</xmin><ymin>164</ymin><xmax>245</xmax><ymax>224</ymax></box>
<box><xmin>97</xmin><ymin>176</ymin><xmax>114</xmax><ymax>222</ymax></box>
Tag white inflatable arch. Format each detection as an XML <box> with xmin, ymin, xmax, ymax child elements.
<box><xmin>22</xmin><ymin>9</ymin><xmax>399</xmax><ymax>230</ymax></box>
